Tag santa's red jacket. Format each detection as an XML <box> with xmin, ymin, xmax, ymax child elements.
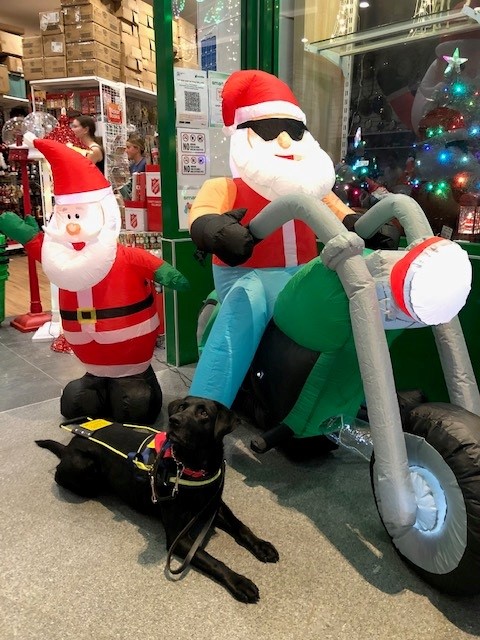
<box><xmin>26</xmin><ymin>234</ymin><xmax>162</xmax><ymax>377</ymax></box>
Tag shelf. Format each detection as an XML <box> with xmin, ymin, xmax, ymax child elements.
<box><xmin>349</xmin><ymin>131</ymin><xmax>415</xmax><ymax>138</ymax></box>
<box><xmin>30</xmin><ymin>76</ymin><xmax>110</xmax><ymax>91</ymax></box>
<box><xmin>125</xmin><ymin>84</ymin><xmax>157</xmax><ymax>102</ymax></box>
<box><xmin>307</xmin><ymin>8</ymin><xmax>478</xmax><ymax>57</ymax></box>
<box><xmin>0</xmin><ymin>94</ymin><xmax>29</xmax><ymax>108</ymax></box>
<box><xmin>30</xmin><ymin>77</ymin><xmax>157</xmax><ymax>102</ymax></box>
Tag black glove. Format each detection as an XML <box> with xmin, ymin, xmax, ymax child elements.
<box><xmin>343</xmin><ymin>213</ymin><xmax>401</xmax><ymax>251</ymax></box>
<box><xmin>190</xmin><ymin>209</ymin><xmax>255</xmax><ymax>267</ymax></box>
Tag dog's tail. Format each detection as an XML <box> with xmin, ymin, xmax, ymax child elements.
<box><xmin>35</xmin><ymin>439</ymin><xmax>66</xmax><ymax>459</ymax></box>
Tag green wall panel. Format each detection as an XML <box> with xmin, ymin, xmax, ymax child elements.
<box><xmin>162</xmin><ymin>238</ymin><xmax>214</xmax><ymax>366</ymax></box>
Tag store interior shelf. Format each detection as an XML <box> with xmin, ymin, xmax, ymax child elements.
<box><xmin>30</xmin><ymin>76</ymin><xmax>112</xmax><ymax>91</ymax></box>
<box><xmin>30</xmin><ymin>77</ymin><xmax>157</xmax><ymax>102</ymax></box>
<box><xmin>0</xmin><ymin>95</ymin><xmax>30</xmax><ymax>108</ymax></box>
<box><xmin>124</xmin><ymin>84</ymin><xmax>157</xmax><ymax>101</ymax></box>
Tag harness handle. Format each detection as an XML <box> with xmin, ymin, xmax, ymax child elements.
<box><xmin>166</xmin><ymin>462</ymin><xmax>226</xmax><ymax>577</ymax></box>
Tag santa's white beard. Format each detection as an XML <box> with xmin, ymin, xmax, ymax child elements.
<box><xmin>229</xmin><ymin>130</ymin><xmax>336</xmax><ymax>202</ymax></box>
<box><xmin>42</xmin><ymin>232</ymin><xmax>118</xmax><ymax>292</ymax></box>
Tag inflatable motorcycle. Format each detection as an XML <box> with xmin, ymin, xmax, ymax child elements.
<box><xmin>198</xmin><ymin>193</ymin><xmax>480</xmax><ymax>596</ymax></box>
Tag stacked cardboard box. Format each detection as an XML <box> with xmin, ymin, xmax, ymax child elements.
<box><xmin>117</xmin><ymin>2</ymin><xmax>197</xmax><ymax>90</ymax></box>
<box><xmin>116</xmin><ymin>0</ymin><xmax>155</xmax><ymax>90</ymax></box>
<box><xmin>0</xmin><ymin>29</ymin><xmax>24</xmax><ymax>95</ymax></box>
<box><xmin>23</xmin><ymin>36</ymin><xmax>44</xmax><ymax>81</ymax></box>
<box><xmin>62</xmin><ymin>0</ymin><xmax>121</xmax><ymax>82</ymax></box>
<box><xmin>173</xmin><ymin>16</ymin><xmax>199</xmax><ymax>70</ymax></box>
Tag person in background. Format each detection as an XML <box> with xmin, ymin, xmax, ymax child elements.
<box><xmin>126</xmin><ymin>134</ymin><xmax>147</xmax><ymax>174</ymax></box>
<box><xmin>70</xmin><ymin>115</ymin><xmax>104</xmax><ymax>173</ymax></box>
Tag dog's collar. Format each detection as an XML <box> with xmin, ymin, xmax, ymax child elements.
<box><xmin>147</xmin><ymin>432</ymin><xmax>224</xmax><ymax>504</ymax></box>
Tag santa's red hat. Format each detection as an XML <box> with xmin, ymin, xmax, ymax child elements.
<box><xmin>30</xmin><ymin>136</ymin><xmax>111</xmax><ymax>206</ymax></box>
<box><xmin>222</xmin><ymin>70</ymin><xmax>306</xmax><ymax>136</ymax></box>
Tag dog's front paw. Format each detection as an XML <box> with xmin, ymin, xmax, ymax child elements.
<box><xmin>226</xmin><ymin>573</ymin><xmax>260</xmax><ymax>603</ymax></box>
<box><xmin>251</xmin><ymin>539</ymin><xmax>279</xmax><ymax>563</ymax></box>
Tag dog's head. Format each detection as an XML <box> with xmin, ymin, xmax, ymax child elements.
<box><xmin>166</xmin><ymin>396</ymin><xmax>239</xmax><ymax>458</ymax></box>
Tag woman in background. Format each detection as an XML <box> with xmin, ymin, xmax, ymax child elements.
<box><xmin>71</xmin><ymin>115</ymin><xmax>104</xmax><ymax>174</ymax></box>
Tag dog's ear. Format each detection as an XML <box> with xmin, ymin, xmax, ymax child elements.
<box><xmin>168</xmin><ymin>397</ymin><xmax>185</xmax><ymax>416</ymax></box>
<box><xmin>214</xmin><ymin>403</ymin><xmax>240</xmax><ymax>441</ymax></box>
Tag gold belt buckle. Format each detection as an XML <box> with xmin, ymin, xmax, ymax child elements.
<box><xmin>77</xmin><ymin>307</ymin><xmax>97</xmax><ymax>324</ymax></box>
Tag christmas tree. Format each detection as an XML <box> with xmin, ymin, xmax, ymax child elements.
<box><xmin>410</xmin><ymin>46</ymin><xmax>480</xmax><ymax>240</ymax></box>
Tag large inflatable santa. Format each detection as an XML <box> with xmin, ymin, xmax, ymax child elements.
<box><xmin>187</xmin><ymin>69</ymin><xmax>393</xmax><ymax>408</ymax></box>
<box><xmin>0</xmin><ymin>137</ymin><xmax>188</xmax><ymax>424</ymax></box>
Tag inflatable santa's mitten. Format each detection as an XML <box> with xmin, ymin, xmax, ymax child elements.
<box><xmin>0</xmin><ymin>138</ymin><xmax>188</xmax><ymax>425</ymax></box>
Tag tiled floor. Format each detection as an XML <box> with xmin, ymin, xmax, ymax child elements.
<box><xmin>0</xmin><ymin>318</ymin><xmax>191</xmax><ymax>413</ymax></box>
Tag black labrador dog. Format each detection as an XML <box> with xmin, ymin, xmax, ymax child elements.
<box><xmin>36</xmin><ymin>396</ymin><xmax>279</xmax><ymax>603</ymax></box>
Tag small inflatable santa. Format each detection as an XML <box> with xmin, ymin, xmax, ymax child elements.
<box><xmin>0</xmin><ymin>136</ymin><xmax>188</xmax><ymax>424</ymax></box>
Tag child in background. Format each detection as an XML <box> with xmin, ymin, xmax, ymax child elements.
<box><xmin>126</xmin><ymin>134</ymin><xmax>147</xmax><ymax>175</ymax></box>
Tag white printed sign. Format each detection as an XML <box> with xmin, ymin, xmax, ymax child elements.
<box><xmin>177</xmin><ymin>186</ymin><xmax>200</xmax><ymax>230</ymax></box>
<box><xmin>174</xmin><ymin>68</ymin><xmax>208</xmax><ymax>128</ymax></box>
<box><xmin>208</xmin><ymin>71</ymin><xmax>228</xmax><ymax>127</ymax></box>
<box><xmin>177</xmin><ymin>128</ymin><xmax>210</xmax><ymax>187</ymax></box>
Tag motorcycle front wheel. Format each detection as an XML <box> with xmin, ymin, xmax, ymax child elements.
<box><xmin>370</xmin><ymin>402</ymin><xmax>480</xmax><ymax>595</ymax></box>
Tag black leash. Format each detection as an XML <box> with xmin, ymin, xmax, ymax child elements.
<box><xmin>166</xmin><ymin>461</ymin><xmax>226</xmax><ymax>577</ymax></box>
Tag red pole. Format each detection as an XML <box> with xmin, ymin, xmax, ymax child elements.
<box><xmin>9</xmin><ymin>144</ymin><xmax>51</xmax><ymax>332</ymax></box>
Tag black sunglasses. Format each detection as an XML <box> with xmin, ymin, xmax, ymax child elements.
<box><xmin>237</xmin><ymin>118</ymin><xmax>308</xmax><ymax>141</ymax></box>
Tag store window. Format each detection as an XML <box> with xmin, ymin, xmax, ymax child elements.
<box><xmin>172</xmin><ymin>0</ymin><xmax>242</xmax><ymax>230</ymax></box>
<box><xmin>279</xmin><ymin>0</ymin><xmax>480</xmax><ymax>241</ymax></box>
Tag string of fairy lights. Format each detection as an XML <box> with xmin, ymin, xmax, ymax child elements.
<box><xmin>412</xmin><ymin>47</ymin><xmax>480</xmax><ymax>200</ymax></box>
<box><xmin>336</xmin><ymin>45</ymin><xmax>480</xmax><ymax>214</ymax></box>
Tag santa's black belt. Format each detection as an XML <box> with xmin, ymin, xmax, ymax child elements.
<box><xmin>60</xmin><ymin>293</ymin><xmax>154</xmax><ymax>324</ymax></box>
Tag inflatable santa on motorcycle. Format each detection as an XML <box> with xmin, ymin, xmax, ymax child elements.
<box><xmin>188</xmin><ymin>69</ymin><xmax>396</xmax><ymax>409</ymax></box>
<box><xmin>0</xmin><ymin>135</ymin><xmax>188</xmax><ymax>424</ymax></box>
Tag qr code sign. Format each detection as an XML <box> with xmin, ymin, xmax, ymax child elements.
<box><xmin>185</xmin><ymin>90</ymin><xmax>201</xmax><ymax>112</ymax></box>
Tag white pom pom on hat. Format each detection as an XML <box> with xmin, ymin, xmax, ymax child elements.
<box><xmin>390</xmin><ymin>237</ymin><xmax>472</xmax><ymax>325</ymax></box>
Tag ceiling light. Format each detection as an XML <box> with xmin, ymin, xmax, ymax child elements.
<box><xmin>359</xmin><ymin>1</ymin><xmax>370</xmax><ymax>7</ymax></box>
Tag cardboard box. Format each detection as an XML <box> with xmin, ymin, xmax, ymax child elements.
<box><xmin>138</xmin><ymin>25</ymin><xmax>154</xmax><ymax>40</ymax></box>
<box><xmin>124</xmin><ymin>55</ymin><xmax>143</xmax><ymax>72</ymax></box>
<box><xmin>115</xmin><ymin>6</ymin><xmax>138</xmax><ymax>25</ymax></box>
<box><xmin>43</xmin><ymin>34</ymin><xmax>66</xmax><ymax>57</ymax></box>
<box><xmin>64</xmin><ymin>22</ymin><xmax>121</xmax><ymax>52</ymax></box>
<box><xmin>121</xmin><ymin>32</ymin><xmax>139</xmax><ymax>51</ymax></box>
<box><xmin>0</xmin><ymin>64</ymin><xmax>9</xmax><ymax>94</ymax></box>
<box><xmin>3</xmin><ymin>56</ymin><xmax>23</xmax><ymax>74</ymax></box>
<box><xmin>132</xmin><ymin>172</ymin><xmax>146</xmax><ymax>201</ymax></box>
<box><xmin>67</xmin><ymin>58</ymin><xmax>121</xmax><ymax>82</ymax></box>
<box><xmin>124</xmin><ymin>201</ymin><xmax>147</xmax><ymax>231</ymax></box>
<box><xmin>22</xmin><ymin>57</ymin><xmax>45</xmax><ymax>81</ymax></box>
<box><xmin>66</xmin><ymin>41</ymin><xmax>121</xmax><ymax>67</ymax></box>
<box><xmin>147</xmin><ymin>198</ymin><xmax>162</xmax><ymax>232</ymax></box>
<box><xmin>44</xmin><ymin>56</ymin><xmax>67</xmax><ymax>78</ymax></box>
<box><xmin>145</xmin><ymin>166</ymin><xmax>162</xmax><ymax>231</ymax></box>
<box><xmin>62</xmin><ymin>3</ymin><xmax>119</xmax><ymax>34</ymax></box>
<box><xmin>39</xmin><ymin>10</ymin><xmax>64</xmax><ymax>35</ymax></box>
<box><xmin>0</xmin><ymin>31</ymin><xmax>23</xmax><ymax>57</ymax></box>
<box><xmin>23</xmin><ymin>36</ymin><xmax>43</xmax><ymax>59</ymax></box>
<box><xmin>173</xmin><ymin>17</ymin><xmax>196</xmax><ymax>44</ymax></box>
<box><xmin>8</xmin><ymin>74</ymin><xmax>26</xmax><ymax>98</ymax></box>
<box><xmin>60</xmin><ymin>0</ymin><xmax>111</xmax><ymax>6</ymax></box>
<box><xmin>146</xmin><ymin>166</ymin><xmax>161</xmax><ymax>196</ymax></box>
